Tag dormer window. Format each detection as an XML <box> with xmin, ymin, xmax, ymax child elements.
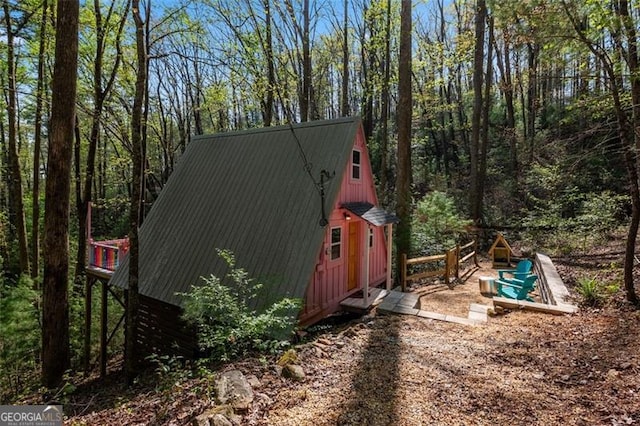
<box><xmin>352</xmin><ymin>149</ymin><xmax>361</xmax><ymax>180</ymax></box>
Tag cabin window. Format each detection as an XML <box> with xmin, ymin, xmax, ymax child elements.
<box><xmin>352</xmin><ymin>149</ymin><xmax>361</xmax><ymax>180</ymax></box>
<box><xmin>330</xmin><ymin>227</ymin><xmax>342</xmax><ymax>260</ymax></box>
<box><xmin>369</xmin><ymin>228</ymin><xmax>374</xmax><ymax>248</ymax></box>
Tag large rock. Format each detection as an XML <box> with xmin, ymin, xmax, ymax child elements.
<box><xmin>192</xmin><ymin>405</ymin><xmax>239</xmax><ymax>426</ymax></box>
<box><xmin>214</xmin><ymin>370</ymin><xmax>254</xmax><ymax>411</ymax></box>
<box><xmin>282</xmin><ymin>364</ymin><xmax>306</xmax><ymax>381</ymax></box>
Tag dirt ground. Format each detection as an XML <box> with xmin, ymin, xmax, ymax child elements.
<box><xmin>64</xmin><ymin>246</ymin><xmax>640</xmax><ymax>426</ymax></box>
<box><xmin>413</xmin><ymin>261</ymin><xmax>497</xmax><ymax>317</ymax></box>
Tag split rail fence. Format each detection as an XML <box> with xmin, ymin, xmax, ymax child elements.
<box><xmin>401</xmin><ymin>240</ymin><xmax>480</xmax><ymax>291</ymax></box>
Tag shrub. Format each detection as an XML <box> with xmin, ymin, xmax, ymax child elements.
<box><xmin>0</xmin><ymin>275</ymin><xmax>40</xmax><ymax>401</ymax></box>
<box><xmin>412</xmin><ymin>191</ymin><xmax>472</xmax><ymax>256</ymax></box>
<box><xmin>575</xmin><ymin>276</ymin><xmax>602</xmax><ymax>307</ymax></box>
<box><xmin>179</xmin><ymin>249</ymin><xmax>301</xmax><ymax>362</ymax></box>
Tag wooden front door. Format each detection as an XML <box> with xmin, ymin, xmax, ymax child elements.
<box><xmin>347</xmin><ymin>222</ymin><xmax>359</xmax><ymax>291</ymax></box>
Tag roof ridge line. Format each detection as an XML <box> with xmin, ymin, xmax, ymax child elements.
<box><xmin>192</xmin><ymin>116</ymin><xmax>360</xmax><ymax>141</ymax></box>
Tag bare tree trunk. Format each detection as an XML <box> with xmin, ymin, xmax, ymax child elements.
<box><xmin>476</xmin><ymin>15</ymin><xmax>494</xmax><ymax>220</ymax></box>
<box><xmin>469</xmin><ymin>0</ymin><xmax>486</xmax><ymax>223</ymax></box>
<box><xmin>264</xmin><ymin>0</ymin><xmax>275</xmax><ymax>126</ymax></box>
<box><xmin>301</xmin><ymin>0</ymin><xmax>310</xmax><ymax>121</ymax></box>
<box><xmin>42</xmin><ymin>0</ymin><xmax>79</xmax><ymax>389</ymax></box>
<box><xmin>141</xmin><ymin>2</ymin><xmax>150</xmax><ymax>222</ymax></box>
<box><xmin>126</xmin><ymin>0</ymin><xmax>147</xmax><ymax>384</ymax></box>
<box><xmin>361</xmin><ymin>2</ymin><xmax>375</xmax><ymax>142</ymax></box>
<box><xmin>526</xmin><ymin>42</ymin><xmax>539</xmax><ymax>162</ymax></box>
<box><xmin>76</xmin><ymin>0</ymin><xmax>129</xmax><ymax>283</ymax></box>
<box><xmin>379</xmin><ymin>0</ymin><xmax>391</xmax><ymax>194</ymax></box>
<box><xmin>32</xmin><ymin>0</ymin><xmax>49</xmax><ymax>281</ymax></box>
<box><xmin>562</xmin><ymin>0</ymin><xmax>639</xmax><ymax>305</ymax></box>
<box><xmin>494</xmin><ymin>27</ymin><xmax>517</xmax><ymax>182</ymax></box>
<box><xmin>619</xmin><ymin>0</ymin><xmax>640</xmax><ymax>305</ymax></box>
<box><xmin>192</xmin><ymin>59</ymin><xmax>203</xmax><ymax>135</ymax></box>
<box><xmin>341</xmin><ymin>0</ymin><xmax>349</xmax><ymax>117</ymax></box>
<box><xmin>395</xmin><ymin>0</ymin><xmax>412</xmax><ymax>279</ymax></box>
<box><xmin>3</xmin><ymin>0</ymin><xmax>30</xmax><ymax>275</ymax></box>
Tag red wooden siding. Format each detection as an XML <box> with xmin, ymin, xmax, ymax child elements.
<box><xmin>300</xmin><ymin>126</ymin><xmax>390</xmax><ymax>325</ymax></box>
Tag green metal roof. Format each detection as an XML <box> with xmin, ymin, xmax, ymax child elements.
<box><xmin>109</xmin><ymin>117</ymin><xmax>360</xmax><ymax>311</ymax></box>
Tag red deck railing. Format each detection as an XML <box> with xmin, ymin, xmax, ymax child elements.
<box><xmin>88</xmin><ymin>238</ymin><xmax>130</xmax><ymax>272</ymax></box>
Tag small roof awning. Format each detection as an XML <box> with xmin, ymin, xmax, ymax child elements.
<box><xmin>342</xmin><ymin>202</ymin><xmax>400</xmax><ymax>226</ymax></box>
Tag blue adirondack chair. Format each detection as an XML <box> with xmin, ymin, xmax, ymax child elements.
<box><xmin>497</xmin><ymin>259</ymin><xmax>533</xmax><ymax>282</ymax></box>
<box><xmin>495</xmin><ymin>274</ymin><xmax>537</xmax><ymax>301</ymax></box>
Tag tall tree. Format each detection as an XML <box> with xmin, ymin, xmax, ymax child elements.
<box><xmin>396</xmin><ymin>0</ymin><xmax>412</xmax><ymax>276</ymax></box>
<box><xmin>42</xmin><ymin>0</ymin><xmax>79</xmax><ymax>388</ymax></box>
<box><xmin>263</xmin><ymin>0</ymin><xmax>275</xmax><ymax>126</ymax></box>
<box><xmin>2</xmin><ymin>0</ymin><xmax>30</xmax><ymax>275</ymax></box>
<box><xmin>75</xmin><ymin>0</ymin><xmax>130</xmax><ymax>283</ymax></box>
<box><xmin>469</xmin><ymin>0</ymin><xmax>486</xmax><ymax>223</ymax></box>
<box><xmin>379</xmin><ymin>0</ymin><xmax>392</xmax><ymax>194</ymax></box>
<box><xmin>493</xmin><ymin>22</ymin><xmax>518</xmax><ymax>182</ymax></box>
<box><xmin>341</xmin><ymin>0</ymin><xmax>349</xmax><ymax>117</ymax></box>
<box><xmin>476</xmin><ymin>14</ymin><xmax>494</xmax><ymax>222</ymax></box>
<box><xmin>301</xmin><ymin>0</ymin><xmax>311</xmax><ymax>120</ymax></box>
<box><xmin>561</xmin><ymin>0</ymin><xmax>639</xmax><ymax>305</ymax></box>
<box><xmin>125</xmin><ymin>0</ymin><xmax>147</xmax><ymax>383</ymax></box>
<box><xmin>32</xmin><ymin>0</ymin><xmax>49</xmax><ymax>280</ymax></box>
<box><xmin>618</xmin><ymin>0</ymin><xmax>640</xmax><ymax>305</ymax></box>
<box><xmin>279</xmin><ymin>0</ymin><xmax>314</xmax><ymax>121</ymax></box>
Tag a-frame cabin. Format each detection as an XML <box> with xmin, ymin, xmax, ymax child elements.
<box><xmin>109</xmin><ymin>117</ymin><xmax>397</xmax><ymax>358</ymax></box>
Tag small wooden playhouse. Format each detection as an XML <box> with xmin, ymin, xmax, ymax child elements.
<box><xmin>109</xmin><ymin>117</ymin><xmax>397</xmax><ymax>358</ymax></box>
<box><xmin>488</xmin><ymin>233</ymin><xmax>514</xmax><ymax>267</ymax></box>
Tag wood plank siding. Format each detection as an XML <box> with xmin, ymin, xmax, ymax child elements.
<box><xmin>135</xmin><ymin>295</ymin><xmax>198</xmax><ymax>360</ymax></box>
<box><xmin>299</xmin><ymin>126</ymin><xmax>390</xmax><ymax>325</ymax></box>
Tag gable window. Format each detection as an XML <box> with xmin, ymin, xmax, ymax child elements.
<box><xmin>330</xmin><ymin>227</ymin><xmax>342</xmax><ymax>260</ymax></box>
<box><xmin>352</xmin><ymin>149</ymin><xmax>361</xmax><ymax>180</ymax></box>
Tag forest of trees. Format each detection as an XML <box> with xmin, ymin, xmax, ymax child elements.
<box><xmin>1</xmin><ymin>0</ymin><xmax>639</xmax><ymax>392</ymax></box>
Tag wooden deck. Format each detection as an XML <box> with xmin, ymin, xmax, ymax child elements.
<box><xmin>340</xmin><ymin>287</ymin><xmax>389</xmax><ymax>312</ymax></box>
<box><xmin>86</xmin><ymin>266</ymin><xmax>115</xmax><ymax>280</ymax></box>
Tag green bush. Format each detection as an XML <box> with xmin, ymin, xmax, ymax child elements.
<box><xmin>412</xmin><ymin>191</ymin><xmax>472</xmax><ymax>256</ymax></box>
<box><xmin>518</xmin><ymin>166</ymin><xmax>628</xmax><ymax>254</ymax></box>
<box><xmin>179</xmin><ymin>249</ymin><xmax>301</xmax><ymax>362</ymax></box>
<box><xmin>0</xmin><ymin>275</ymin><xmax>40</xmax><ymax>401</ymax></box>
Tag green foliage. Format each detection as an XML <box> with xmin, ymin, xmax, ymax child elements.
<box><xmin>179</xmin><ymin>249</ymin><xmax>301</xmax><ymax>362</ymax></box>
<box><xmin>145</xmin><ymin>354</ymin><xmax>191</xmax><ymax>392</ymax></box>
<box><xmin>0</xmin><ymin>275</ymin><xmax>40</xmax><ymax>401</ymax></box>
<box><xmin>518</xmin><ymin>164</ymin><xmax>628</xmax><ymax>254</ymax></box>
<box><xmin>575</xmin><ymin>270</ymin><xmax>621</xmax><ymax>308</ymax></box>
<box><xmin>411</xmin><ymin>191</ymin><xmax>472</xmax><ymax>256</ymax></box>
<box><xmin>576</xmin><ymin>276</ymin><xmax>603</xmax><ymax>307</ymax></box>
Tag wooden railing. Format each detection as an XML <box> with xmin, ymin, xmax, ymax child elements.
<box><xmin>401</xmin><ymin>240</ymin><xmax>480</xmax><ymax>291</ymax></box>
<box><xmin>88</xmin><ymin>238</ymin><xmax>130</xmax><ymax>272</ymax></box>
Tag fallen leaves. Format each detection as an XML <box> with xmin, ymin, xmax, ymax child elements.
<box><xmin>61</xmin><ymin>246</ymin><xmax>640</xmax><ymax>426</ymax></box>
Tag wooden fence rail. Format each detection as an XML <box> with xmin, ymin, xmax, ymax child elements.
<box><xmin>401</xmin><ymin>240</ymin><xmax>480</xmax><ymax>291</ymax></box>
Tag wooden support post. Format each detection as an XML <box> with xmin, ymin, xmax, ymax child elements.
<box><xmin>100</xmin><ymin>280</ymin><xmax>108</xmax><ymax>379</ymax></box>
<box><xmin>445</xmin><ymin>247</ymin><xmax>457</xmax><ymax>285</ymax></box>
<box><xmin>363</xmin><ymin>223</ymin><xmax>370</xmax><ymax>307</ymax></box>
<box><xmin>84</xmin><ymin>277</ymin><xmax>93</xmax><ymax>373</ymax></box>
<box><xmin>444</xmin><ymin>252</ymin><xmax>450</xmax><ymax>285</ymax></box>
<box><xmin>456</xmin><ymin>244</ymin><xmax>461</xmax><ymax>279</ymax></box>
<box><xmin>401</xmin><ymin>253</ymin><xmax>407</xmax><ymax>292</ymax></box>
<box><xmin>473</xmin><ymin>240</ymin><xmax>480</xmax><ymax>267</ymax></box>
<box><xmin>386</xmin><ymin>224</ymin><xmax>393</xmax><ymax>291</ymax></box>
